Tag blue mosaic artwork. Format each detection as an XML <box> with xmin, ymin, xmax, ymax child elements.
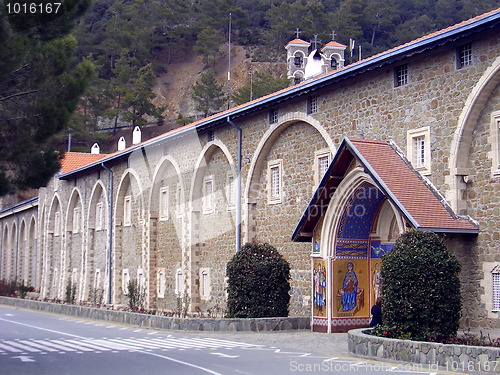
<box><xmin>370</xmin><ymin>240</ymin><xmax>394</xmax><ymax>259</ymax></box>
<box><xmin>335</xmin><ymin>182</ymin><xmax>387</xmax><ymax>258</ymax></box>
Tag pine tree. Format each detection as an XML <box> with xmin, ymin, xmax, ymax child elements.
<box><xmin>0</xmin><ymin>1</ymin><xmax>93</xmax><ymax>195</ymax></box>
<box><xmin>191</xmin><ymin>70</ymin><xmax>225</xmax><ymax>117</ymax></box>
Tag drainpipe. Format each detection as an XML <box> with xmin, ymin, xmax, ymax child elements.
<box><xmin>227</xmin><ymin>117</ymin><xmax>242</xmax><ymax>252</ymax></box>
<box><xmin>101</xmin><ymin>163</ymin><xmax>114</xmax><ymax>304</ymax></box>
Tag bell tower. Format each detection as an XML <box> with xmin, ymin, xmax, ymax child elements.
<box><xmin>285</xmin><ymin>28</ymin><xmax>311</xmax><ymax>84</ymax></box>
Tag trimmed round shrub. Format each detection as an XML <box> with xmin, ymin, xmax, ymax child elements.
<box><xmin>380</xmin><ymin>231</ymin><xmax>461</xmax><ymax>342</ymax></box>
<box><xmin>226</xmin><ymin>242</ymin><xmax>290</xmax><ymax>318</ymax></box>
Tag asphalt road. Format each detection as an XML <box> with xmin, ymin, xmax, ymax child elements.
<box><xmin>0</xmin><ymin>305</ymin><xmax>466</xmax><ymax>375</ymax></box>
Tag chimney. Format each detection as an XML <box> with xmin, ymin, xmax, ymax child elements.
<box><xmin>132</xmin><ymin>126</ymin><xmax>141</xmax><ymax>145</ymax></box>
<box><xmin>91</xmin><ymin>143</ymin><xmax>100</xmax><ymax>154</ymax></box>
<box><xmin>118</xmin><ymin>136</ymin><xmax>126</xmax><ymax>151</ymax></box>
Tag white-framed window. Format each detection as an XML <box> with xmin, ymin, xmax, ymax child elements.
<box><xmin>96</xmin><ymin>202</ymin><xmax>104</xmax><ymax>231</ymax></box>
<box><xmin>203</xmin><ymin>176</ymin><xmax>214</xmax><ymax>214</ymax></box>
<box><xmin>71</xmin><ymin>268</ymin><xmax>78</xmax><ymax>286</ymax></box>
<box><xmin>54</xmin><ymin>211</ymin><xmax>61</xmax><ymax>236</ymax></box>
<box><xmin>160</xmin><ymin>187</ymin><xmax>169</xmax><ymax>221</ymax></box>
<box><xmin>94</xmin><ymin>268</ymin><xmax>101</xmax><ymax>290</ymax></box>
<box><xmin>394</xmin><ymin>64</ymin><xmax>408</xmax><ymax>87</ymax></box>
<box><xmin>267</xmin><ymin>160</ymin><xmax>283</xmax><ymax>205</ymax></box>
<box><xmin>491</xmin><ymin>111</ymin><xmax>500</xmax><ymax>176</ymax></box>
<box><xmin>407</xmin><ymin>127</ymin><xmax>431</xmax><ymax>175</ymax></box>
<box><xmin>493</xmin><ymin>272</ymin><xmax>500</xmax><ymax>311</ymax></box>
<box><xmin>307</xmin><ymin>95</ymin><xmax>319</xmax><ymax>114</ymax></box>
<box><xmin>73</xmin><ymin>207</ymin><xmax>80</xmax><ymax>233</ymax></box>
<box><xmin>457</xmin><ymin>43</ymin><xmax>472</xmax><ymax>69</ymax></box>
<box><xmin>200</xmin><ymin>268</ymin><xmax>211</xmax><ymax>299</ymax></box>
<box><xmin>269</xmin><ymin>109</ymin><xmax>279</xmax><ymax>124</ymax></box>
<box><xmin>124</xmin><ymin>195</ymin><xmax>132</xmax><ymax>226</ymax></box>
<box><xmin>227</xmin><ymin>172</ymin><xmax>237</xmax><ymax>209</ymax></box>
<box><xmin>137</xmin><ymin>269</ymin><xmax>145</xmax><ymax>290</ymax></box>
<box><xmin>176</xmin><ymin>183</ymin><xmax>184</xmax><ymax>218</ymax></box>
<box><xmin>157</xmin><ymin>269</ymin><xmax>166</xmax><ymax>298</ymax></box>
<box><xmin>175</xmin><ymin>268</ymin><xmax>184</xmax><ymax>295</ymax></box>
<box><xmin>53</xmin><ymin>268</ymin><xmax>58</xmax><ymax>287</ymax></box>
<box><xmin>314</xmin><ymin>149</ymin><xmax>332</xmax><ymax>186</ymax></box>
<box><xmin>122</xmin><ymin>269</ymin><xmax>130</xmax><ymax>294</ymax></box>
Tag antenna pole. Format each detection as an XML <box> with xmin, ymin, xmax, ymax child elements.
<box><xmin>227</xmin><ymin>12</ymin><xmax>232</xmax><ymax>109</ymax></box>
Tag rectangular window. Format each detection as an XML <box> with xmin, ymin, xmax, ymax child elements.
<box><xmin>176</xmin><ymin>183</ymin><xmax>184</xmax><ymax>218</ymax></box>
<box><xmin>158</xmin><ymin>270</ymin><xmax>165</xmax><ymax>299</ymax></box>
<box><xmin>315</xmin><ymin>150</ymin><xmax>332</xmax><ymax>186</ymax></box>
<box><xmin>200</xmin><ymin>268</ymin><xmax>210</xmax><ymax>299</ymax></box>
<box><xmin>269</xmin><ymin>109</ymin><xmax>279</xmax><ymax>124</ymax></box>
<box><xmin>54</xmin><ymin>211</ymin><xmax>61</xmax><ymax>236</ymax></box>
<box><xmin>96</xmin><ymin>202</ymin><xmax>103</xmax><ymax>231</ymax></box>
<box><xmin>457</xmin><ymin>43</ymin><xmax>472</xmax><ymax>69</ymax></box>
<box><xmin>407</xmin><ymin>127</ymin><xmax>431</xmax><ymax>175</ymax></box>
<box><xmin>122</xmin><ymin>269</ymin><xmax>130</xmax><ymax>294</ymax></box>
<box><xmin>492</xmin><ymin>112</ymin><xmax>500</xmax><ymax>176</ymax></box>
<box><xmin>175</xmin><ymin>269</ymin><xmax>184</xmax><ymax>295</ymax></box>
<box><xmin>73</xmin><ymin>207</ymin><xmax>80</xmax><ymax>233</ymax></box>
<box><xmin>268</xmin><ymin>160</ymin><xmax>283</xmax><ymax>204</ymax></box>
<box><xmin>160</xmin><ymin>187</ymin><xmax>169</xmax><ymax>220</ymax></box>
<box><xmin>207</xmin><ymin>130</ymin><xmax>215</xmax><ymax>143</ymax></box>
<box><xmin>137</xmin><ymin>269</ymin><xmax>145</xmax><ymax>290</ymax></box>
<box><xmin>493</xmin><ymin>273</ymin><xmax>500</xmax><ymax>311</ymax></box>
<box><xmin>227</xmin><ymin>173</ymin><xmax>236</xmax><ymax>209</ymax></box>
<box><xmin>414</xmin><ymin>136</ymin><xmax>426</xmax><ymax>168</ymax></box>
<box><xmin>394</xmin><ymin>64</ymin><xmax>408</xmax><ymax>87</ymax></box>
<box><xmin>203</xmin><ymin>177</ymin><xmax>214</xmax><ymax>214</ymax></box>
<box><xmin>307</xmin><ymin>95</ymin><xmax>319</xmax><ymax>114</ymax></box>
<box><xmin>94</xmin><ymin>268</ymin><xmax>101</xmax><ymax>290</ymax></box>
<box><xmin>124</xmin><ymin>195</ymin><xmax>132</xmax><ymax>226</ymax></box>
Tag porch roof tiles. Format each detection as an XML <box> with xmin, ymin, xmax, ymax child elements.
<box><xmin>292</xmin><ymin>138</ymin><xmax>478</xmax><ymax>242</ymax></box>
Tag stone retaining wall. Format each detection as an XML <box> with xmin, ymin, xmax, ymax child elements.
<box><xmin>349</xmin><ymin>328</ymin><xmax>500</xmax><ymax>373</ymax></box>
<box><xmin>0</xmin><ymin>297</ymin><xmax>310</xmax><ymax>332</ymax></box>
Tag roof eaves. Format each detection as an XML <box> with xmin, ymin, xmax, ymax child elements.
<box><xmin>0</xmin><ymin>196</ymin><xmax>38</xmax><ymax>218</ymax></box>
<box><xmin>61</xmin><ymin>8</ymin><xmax>500</xmax><ymax>180</ymax></box>
<box><xmin>343</xmin><ymin>138</ymin><xmax>421</xmax><ymax>229</ymax></box>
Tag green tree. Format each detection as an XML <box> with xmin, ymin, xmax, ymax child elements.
<box><xmin>0</xmin><ymin>1</ymin><xmax>93</xmax><ymax>195</ymax></box>
<box><xmin>380</xmin><ymin>231</ymin><xmax>461</xmax><ymax>342</ymax></box>
<box><xmin>226</xmin><ymin>242</ymin><xmax>290</xmax><ymax>318</ymax></box>
<box><xmin>194</xmin><ymin>26</ymin><xmax>226</xmax><ymax>68</ymax></box>
<box><xmin>232</xmin><ymin>70</ymin><xmax>289</xmax><ymax>105</ymax></box>
<box><xmin>191</xmin><ymin>70</ymin><xmax>225</xmax><ymax>117</ymax></box>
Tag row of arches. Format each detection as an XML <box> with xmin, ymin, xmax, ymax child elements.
<box><xmin>27</xmin><ymin>115</ymin><xmax>335</xmax><ymax>312</ymax></box>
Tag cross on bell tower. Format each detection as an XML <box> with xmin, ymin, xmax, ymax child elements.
<box><xmin>310</xmin><ymin>34</ymin><xmax>322</xmax><ymax>50</ymax></box>
<box><xmin>331</xmin><ymin>30</ymin><xmax>336</xmax><ymax>41</ymax></box>
<box><xmin>295</xmin><ymin>28</ymin><xmax>301</xmax><ymax>39</ymax></box>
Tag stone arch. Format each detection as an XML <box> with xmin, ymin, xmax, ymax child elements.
<box><xmin>188</xmin><ymin>139</ymin><xmax>237</xmax><ymax>311</ymax></box>
<box><xmin>447</xmin><ymin>56</ymin><xmax>500</xmax><ymax>213</ymax></box>
<box><xmin>10</xmin><ymin>221</ymin><xmax>17</xmax><ymax>281</ymax></box>
<box><xmin>84</xmin><ymin>180</ymin><xmax>109</xmax><ymax>303</ymax></box>
<box><xmin>46</xmin><ymin>194</ymin><xmax>63</xmax><ymax>298</ymax></box>
<box><xmin>28</xmin><ymin>215</ymin><xmax>37</xmax><ymax>287</ymax></box>
<box><xmin>64</xmin><ymin>188</ymin><xmax>85</xmax><ymax>301</ymax></box>
<box><xmin>244</xmin><ymin>113</ymin><xmax>335</xmax><ymax>242</ymax></box>
<box><xmin>114</xmin><ymin>169</ymin><xmax>145</xmax><ymax>304</ymax></box>
<box><xmin>149</xmin><ymin>155</ymin><xmax>185</xmax><ymax>308</ymax></box>
<box><xmin>1</xmin><ymin>223</ymin><xmax>9</xmax><ymax>280</ymax></box>
<box><xmin>18</xmin><ymin>218</ymin><xmax>27</xmax><ymax>282</ymax></box>
<box><xmin>316</xmin><ymin>167</ymin><xmax>404</xmax><ymax>332</ymax></box>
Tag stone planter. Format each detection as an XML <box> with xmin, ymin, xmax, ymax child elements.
<box><xmin>348</xmin><ymin>328</ymin><xmax>500</xmax><ymax>373</ymax></box>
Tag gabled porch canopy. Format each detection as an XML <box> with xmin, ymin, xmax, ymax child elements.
<box><xmin>292</xmin><ymin>138</ymin><xmax>479</xmax><ymax>242</ymax></box>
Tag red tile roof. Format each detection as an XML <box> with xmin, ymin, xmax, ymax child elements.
<box><xmin>285</xmin><ymin>38</ymin><xmax>310</xmax><ymax>47</ymax></box>
<box><xmin>292</xmin><ymin>138</ymin><xmax>478</xmax><ymax>242</ymax></box>
<box><xmin>350</xmin><ymin>139</ymin><xmax>477</xmax><ymax>231</ymax></box>
<box><xmin>322</xmin><ymin>41</ymin><xmax>346</xmax><ymax>49</ymax></box>
<box><xmin>60</xmin><ymin>152</ymin><xmax>106</xmax><ymax>175</ymax></box>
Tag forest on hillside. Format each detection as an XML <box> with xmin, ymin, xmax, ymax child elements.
<box><xmin>1</xmin><ymin>0</ymin><xmax>499</xmax><ymax>195</ymax></box>
<box><xmin>71</xmin><ymin>0</ymin><xmax>500</xmax><ymax>132</ymax></box>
